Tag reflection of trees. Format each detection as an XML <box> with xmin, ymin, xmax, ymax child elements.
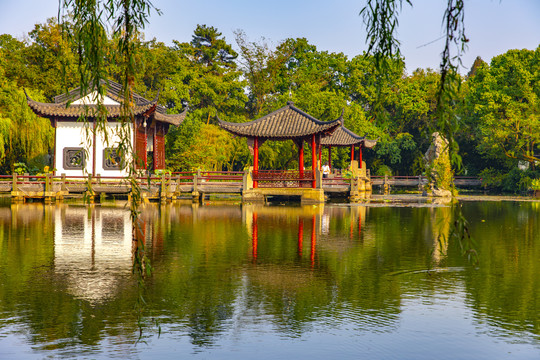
<box><xmin>1</xmin><ymin>201</ymin><xmax>538</xmax><ymax>352</ymax></box>
<box><xmin>144</xmin><ymin>203</ymin><xmax>407</xmax><ymax>342</ymax></box>
<box><xmin>461</xmin><ymin>202</ymin><xmax>540</xmax><ymax>340</ymax></box>
<box><xmin>0</xmin><ymin>204</ymin><xmax>140</xmax><ymax>351</ymax></box>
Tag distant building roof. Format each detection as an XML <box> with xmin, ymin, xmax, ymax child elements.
<box><xmin>321</xmin><ymin>124</ymin><xmax>377</xmax><ymax>148</ymax></box>
<box><xmin>217</xmin><ymin>101</ymin><xmax>341</xmax><ymax>140</ymax></box>
<box><xmin>26</xmin><ymin>79</ymin><xmax>186</xmax><ymax>126</ymax></box>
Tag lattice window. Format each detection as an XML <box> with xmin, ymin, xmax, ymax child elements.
<box><xmin>63</xmin><ymin>147</ymin><xmax>85</xmax><ymax>170</ymax></box>
<box><xmin>103</xmin><ymin>148</ymin><xmax>123</xmax><ymax>170</ymax></box>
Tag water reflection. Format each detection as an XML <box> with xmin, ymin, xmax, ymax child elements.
<box><xmin>54</xmin><ymin>205</ymin><xmax>132</xmax><ymax>304</ymax></box>
<box><xmin>0</xmin><ymin>201</ymin><xmax>538</xmax><ymax>359</ymax></box>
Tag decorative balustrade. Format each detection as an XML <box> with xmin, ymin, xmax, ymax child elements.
<box><xmin>252</xmin><ymin>170</ymin><xmax>314</xmax><ymax>188</ymax></box>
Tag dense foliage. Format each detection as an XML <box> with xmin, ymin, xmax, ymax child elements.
<box><xmin>1</xmin><ymin>17</ymin><xmax>539</xmax><ymax>192</ymax></box>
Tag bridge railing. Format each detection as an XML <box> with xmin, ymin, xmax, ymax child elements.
<box><xmin>1</xmin><ymin>172</ymin><xmax>484</xmax><ymax>193</ymax></box>
<box><xmin>198</xmin><ymin>171</ymin><xmax>244</xmax><ymax>183</ymax></box>
<box><xmin>321</xmin><ymin>174</ymin><xmax>350</xmax><ymax>186</ymax></box>
<box><xmin>253</xmin><ymin>170</ymin><xmax>314</xmax><ymax>188</ymax></box>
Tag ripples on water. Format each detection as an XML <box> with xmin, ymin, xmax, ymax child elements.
<box><xmin>0</xmin><ymin>201</ymin><xmax>538</xmax><ymax>359</ymax></box>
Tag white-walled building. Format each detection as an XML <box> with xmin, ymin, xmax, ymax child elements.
<box><xmin>26</xmin><ymin>80</ymin><xmax>186</xmax><ymax>176</ymax></box>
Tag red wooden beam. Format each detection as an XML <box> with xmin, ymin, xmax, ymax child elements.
<box><xmin>359</xmin><ymin>144</ymin><xmax>363</xmax><ymax>169</ymax></box>
<box><xmin>299</xmin><ymin>140</ymin><xmax>304</xmax><ymax>179</ymax></box>
<box><xmin>311</xmin><ymin>134</ymin><xmax>316</xmax><ymax>188</ymax></box>
<box><xmin>253</xmin><ymin>137</ymin><xmax>259</xmax><ymax>188</ymax></box>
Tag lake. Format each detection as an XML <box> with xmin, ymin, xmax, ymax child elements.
<box><xmin>0</xmin><ymin>199</ymin><xmax>538</xmax><ymax>359</ymax></box>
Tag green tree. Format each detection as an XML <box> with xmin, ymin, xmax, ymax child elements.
<box><xmin>468</xmin><ymin>47</ymin><xmax>540</xmax><ymax>168</ymax></box>
<box><xmin>175</xmin><ymin>25</ymin><xmax>247</xmax><ymax>124</ymax></box>
<box><xmin>235</xmin><ymin>30</ymin><xmax>290</xmax><ymax>117</ymax></box>
<box><xmin>0</xmin><ymin>57</ymin><xmax>54</xmax><ymax>172</ymax></box>
<box><xmin>165</xmin><ymin>25</ymin><xmax>247</xmax><ymax>171</ymax></box>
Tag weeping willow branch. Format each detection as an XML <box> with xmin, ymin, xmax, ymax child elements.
<box><xmin>436</xmin><ymin>0</ymin><xmax>467</xmax><ymax>170</ymax></box>
<box><xmin>360</xmin><ymin>0</ymin><xmax>411</xmax><ymax>126</ymax></box>
<box><xmin>60</xmin><ymin>0</ymin><xmax>161</xmax><ymax>340</ymax></box>
<box><xmin>359</xmin><ymin>0</ymin><xmax>478</xmax><ymax>264</ymax></box>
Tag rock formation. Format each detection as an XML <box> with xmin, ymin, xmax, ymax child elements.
<box><xmin>424</xmin><ymin>132</ymin><xmax>453</xmax><ymax>197</ymax></box>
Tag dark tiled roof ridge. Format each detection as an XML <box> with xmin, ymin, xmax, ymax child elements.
<box><xmin>26</xmin><ymin>88</ymin><xmax>187</xmax><ymax>126</ymax></box>
<box><xmin>54</xmin><ymin>79</ymin><xmax>154</xmax><ymax>106</ymax></box>
<box><xmin>26</xmin><ymin>96</ymin><xmax>155</xmax><ymax>118</ymax></box>
<box><xmin>342</xmin><ymin>125</ymin><xmax>364</xmax><ymax>140</ymax></box>
<box><xmin>321</xmin><ymin>121</ymin><xmax>378</xmax><ymax>148</ymax></box>
<box><xmin>217</xmin><ymin>101</ymin><xmax>342</xmax><ymax>128</ymax></box>
<box><xmin>27</xmin><ymin>83</ymin><xmax>187</xmax><ymax>126</ymax></box>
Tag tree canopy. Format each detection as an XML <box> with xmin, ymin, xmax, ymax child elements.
<box><xmin>1</xmin><ymin>15</ymin><xmax>539</xmax><ymax>190</ymax></box>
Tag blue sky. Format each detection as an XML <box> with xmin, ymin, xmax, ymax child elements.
<box><xmin>1</xmin><ymin>0</ymin><xmax>539</xmax><ymax>73</ymax></box>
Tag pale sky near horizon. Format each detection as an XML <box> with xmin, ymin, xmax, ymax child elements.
<box><xmin>0</xmin><ymin>0</ymin><xmax>539</xmax><ymax>74</ymax></box>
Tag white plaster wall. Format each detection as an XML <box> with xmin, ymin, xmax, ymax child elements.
<box><xmin>94</xmin><ymin>122</ymin><xmax>132</xmax><ymax>177</ymax></box>
<box><xmin>56</xmin><ymin>121</ymin><xmax>132</xmax><ymax>177</ymax></box>
<box><xmin>56</xmin><ymin>122</ymin><xmax>91</xmax><ymax>176</ymax></box>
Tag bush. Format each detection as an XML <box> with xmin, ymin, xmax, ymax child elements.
<box><xmin>530</xmin><ymin>179</ymin><xmax>540</xmax><ymax>191</ymax></box>
<box><xmin>479</xmin><ymin>167</ymin><xmax>540</xmax><ymax>193</ymax></box>
<box><xmin>479</xmin><ymin>168</ymin><xmax>504</xmax><ymax>189</ymax></box>
<box><xmin>374</xmin><ymin>164</ymin><xmax>392</xmax><ymax>177</ymax></box>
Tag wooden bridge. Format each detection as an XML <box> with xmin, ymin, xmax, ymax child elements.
<box><xmin>0</xmin><ymin>172</ymin><xmax>482</xmax><ymax>203</ymax></box>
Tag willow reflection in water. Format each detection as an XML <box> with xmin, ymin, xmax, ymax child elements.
<box><xmin>0</xmin><ymin>201</ymin><xmax>538</xmax><ymax>359</ymax></box>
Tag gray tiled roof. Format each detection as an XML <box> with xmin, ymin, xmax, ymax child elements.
<box><xmin>321</xmin><ymin>125</ymin><xmax>377</xmax><ymax>148</ymax></box>
<box><xmin>218</xmin><ymin>102</ymin><xmax>341</xmax><ymax>139</ymax></box>
<box><xmin>26</xmin><ymin>80</ymin><xmax>186</xmax><ymax>126</ymax></box>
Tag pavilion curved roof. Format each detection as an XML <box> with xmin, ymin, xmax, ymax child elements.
<box><xmin>217</xmin><ymin>101</ymin><xmax>342</xmax><ymax>140</ymax></box>
<box><xmin>26</xmin><ymin>80</ymin><xmax>186</xmax><ymax>126</ymax></box>
<box><xmin>320</xmin><ymin>124</ymin><xmax>377</xmax><ymax>148</ymax></box>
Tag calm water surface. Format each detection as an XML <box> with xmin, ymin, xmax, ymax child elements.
<box><xmin>0</xmin><ymin>200</ymin><xmax>538</xmax><ymax>359</ymax></box>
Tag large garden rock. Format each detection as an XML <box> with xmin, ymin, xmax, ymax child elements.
<box><xmin>424</xmin><ymin>132</ymin><xmax>453</xmax><ymax>197</ymax></box>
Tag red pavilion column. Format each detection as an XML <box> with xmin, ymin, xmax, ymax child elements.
<box><xmin>299</xmin><ymin>140</ymin><xmax>304</xmax><ymax>179</ymax></box>
<box><xmin>350</xmin><ymin>145</ymin><xmax>355</xmax><ymax>163</ymax></box>
<box><xmin>311</xmin><ymin>134</ymin><xmax>317</xmax><ymax>188</ymax></box>
<box><xmin>253</xmin><ymin>137</ymin><xmax>259</xmax><ymax>189</ymax></box>
<box><xmin>359</xmin><ymin>144</ymin><xmax>363</xmax><ymax>168</ymax></box>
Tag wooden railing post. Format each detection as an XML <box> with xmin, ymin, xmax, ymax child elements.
<box><xmin>174</xmin><ymin>173</ymin><xmax>181</xmax><ymax>199</ymax></box>
<box><xmin>12</xmin><ymin>173</ymin><xmax>17</xmax><ymax>192</ymax></box>
<box><xmin>192</xmin><ymin>170</ymin><xmax>200</xmax><ymax>202</ymax></box>
<box><xmin>45</xmin><ymin>173</ymin><xmax>51</xmax><ymax>193</ymax></box>
<box><xmin>315</xmin><ymin>168</ymin><xmax>322</xmax><ymax>189</ymax></box>
<box><xmin>87</xmin><ymin>174</ymin><xmax>95</xmax><ymax>203</ymax></box>
<box><xmin>61</xmin><ymin>173</ymin><xmax>67</xmax><ymax>192</ymax></box>
<box><xmin>160</xmin><ymin>171</ymin><xmax>167</xmax><ymax>203</ymax></box>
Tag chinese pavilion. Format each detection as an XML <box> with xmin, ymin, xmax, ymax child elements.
<box><xmin>320</xmin><ymin>123</ymin><xmax>377</xmax><ymax>169</ymax></box>
<box><xmin>218</xmin><ymin>101</ymin><xmax>342</xmax><ymax>202</ymax></box>
<box><xmin>26</xmin><ymin>80</ymin><xmax>186</xmax><ymax>176</ymax></box>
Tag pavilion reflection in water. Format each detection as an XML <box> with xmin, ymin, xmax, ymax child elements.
<box><xmin>51</xmin><ymin>202</ymin><xmax>446</xmax><ymax>303</ymax></box>
<box><xmin>243</xmin><ymin>204</ymin><xmax>367</xmax><ymax>266</ymax></box>
<box><xmin>54</xmin><ymin>205</ymin><xmax>133</xmax><ymax>303</ymax></box>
